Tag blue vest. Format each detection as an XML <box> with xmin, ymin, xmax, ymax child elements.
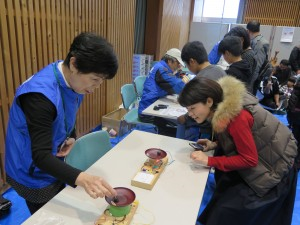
<box><xmin>138</xmin><ymin>60</ymin><xmax>185</xmax><ymax>114</ymax></box>
<box><xmin>5</xmin><ymin>61</ymin><xmax>83</xmax><ymax>188</ymax></box>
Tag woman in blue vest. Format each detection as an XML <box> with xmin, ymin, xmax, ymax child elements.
<box><xmin>5</xmin><ymin>32</ymin><xmax>118</xmax><ymax>214</ymax></box>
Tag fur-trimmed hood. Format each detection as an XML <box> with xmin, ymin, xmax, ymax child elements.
<box><xmin>213</xmin><ymin>76</ymin><xmax>297</xmax><ymax>198</ymax></box>
<box><xmin>211</xmin><ymin>76</ymin><xmax>257</xmax><ymax>133</ymax></box>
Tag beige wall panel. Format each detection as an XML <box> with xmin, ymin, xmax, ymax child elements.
<box><xmin>158</xmin><ymin>0</ymin><xmax>183</xmax><ymax>58</ymax></box>
<box><xmin>145</xmin><ymin>0</ymin><xmax>193</xmax><ymax>60</ymax></box>
<box><xmin>76</xmin><ymin>0</ymin><xmax>108</xmax><ymax>136</ymax></box>
<box><xmin>179</xmin><ymin>0</ymin><xmax>193</xmax><ymax>49</ymax></box>
<box><xmin>106</xmin><ymin>0</ymin><xmax>136</xmax><ymax>112</ymax></box>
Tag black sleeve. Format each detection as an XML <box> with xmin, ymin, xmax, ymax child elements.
<box><xmin>261</xmin><ymin>78</ymin><xmax>269</xmax><ymax>94</ymax></box>
<box><xmin>19</xmin><ymin>93</ymin><xmax>81</xmax><ymax>187</ymax></box>
<box><xmin>70</xmin><ymin>127</ymin><xmax>77</xmax><ymax>139</ymax></box>
<box><xmin>289</xmin><ymin>47</ymin><xmax>300</xmax><ymax>72</ymax></box>
<box><xmin>288</xmin><ymin>85</ymin><xmax>300</xmax><ymax>111</ymax></box>
<box><xmin>155</xmin><ymin>70</ymin><xmax>175</xmax><ymax>95</ymax></box>
<box><xmin>272</xmin><ymin>78</ymin><xmax>280</xmax><ymax>95</ymax></box>
<box><xmin>183</xmin><ymin>113</ymin><xmax>197</xmax><ymax>127</ymax></box>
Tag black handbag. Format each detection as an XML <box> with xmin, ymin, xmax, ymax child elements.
<box><xmin>0</xmin><ymin>195</ymin><xmax>12</xmax><ymax>216</ymax></box>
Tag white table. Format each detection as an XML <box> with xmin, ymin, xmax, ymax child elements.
<box><xmin>23</xmin><ymin>130</ymin><xmax>210</xmax><ymax>225</ymax></box>
<box><xmin>142</xmin><ymin>95</ymin><xmax>187</xmax><ymax>120</ymax></box>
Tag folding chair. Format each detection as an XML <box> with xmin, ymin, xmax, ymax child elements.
<box><xmin>65</xmin><ymin>130</ymin><xmax>112</xmax><ymax>171</ymax></box>
<box><xmin>133</xmin><ymin>75</ymin><xmax>146</xmax><ymax>100</ymax></box>
<box><xmin>120</xmin><ymin>83</ymin><xmax>157</xmax><ymax>132</ymax></box>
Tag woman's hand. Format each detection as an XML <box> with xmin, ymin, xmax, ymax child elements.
<box><xmin>56</xmin><ymin>138</ymin><xmax>75</xmax><ymax>157</ymax></box>
<box><xmin>197</xmin><ymin>139</ymin><xmax>217</xmax><ymax>152</ymax></box>
<box><xmin>190</xmin><ymin>151</ymin><xmax>208</xmax><ymax>166</ymax></box>
<box><xmin>75</xmin><ymin>172</ymin><xmax>117</xmax><ymax>199</ymax></box>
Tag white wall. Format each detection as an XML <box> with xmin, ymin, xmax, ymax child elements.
<box><xmin>189</xmin><ymin>22</ymin><xmax>300</xmax><ymax>63</ymax></box>
<box><xmin>189</xmin><ymin>22</ymin><xmax>229</xmax><ymax>52</ymax></box>
<box><xmin>270</xmin><ymin>26</ymin><xmax>300</xmax><ymax>63</ymax></box>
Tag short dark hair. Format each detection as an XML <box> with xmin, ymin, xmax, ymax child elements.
<box><xmin>246</xmin><ymin>20</ymin><xmax>260</xmax><ymax>33</ymax></box>
<box><xmin>64</xmin><ymin>32</ymin><xmax>118</xmax><ymax>79</ymax></box>
<box><xmin>288</xmin><ymin>76</ymin><xmax>296</xmax><ymax>83</ymax></box>
<box><xmin>181</xmin><ymin>41</ymin><xmax>208</xmax><ymax>65</ymax></box>
<box><xmin>178</xmin><ymin>76</ymin><xmax>223</xmax><ymax>110</ymax></box>
<box><xmin>280</xmin><ymin>59</ymin><xmax>290</xmax><ymax>66</ymax></box>
<box><xmin>218</xmin><ymin>36</ymin><xmax>243</xmax><ymax>57</ymax></box>
<box><xmin>225</xmin><ymin>26</ymin><xmax>250</xmax><ymax>50</ymax></box>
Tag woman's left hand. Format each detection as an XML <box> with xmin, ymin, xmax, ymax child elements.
<box><xmin>190</xmin><ymin>151</ymin><xmax>209</xmax><ymax>166</ymax></box>
<box><xmin>56</xmin><ymin>138</ymin><xmax>75</xmax><ymax>157</ymax></box>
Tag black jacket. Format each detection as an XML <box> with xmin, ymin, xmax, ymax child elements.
<box><xmin>226</xmin><ymin>59</ymin><xmax>252</xmax><ymax>90</ymax></box>
<box><xmin>287</xmin><ymin>81</ymin><xmax>300</xmax><ymax>124</ymax></box>
<box><xmin>289</xmin><ymin>46</ymin><xmax>300</xmax><ymax>73</ymax></box>
<box><xmin>242</xmin><ymin>49</ymin><xmax>257</xmax><ymax>78</ymax></box>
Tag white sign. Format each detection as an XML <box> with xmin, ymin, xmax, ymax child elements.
<box><xmin>133</xmin><ymin>172</ymin><xmax>154</xmax><ymax>184</ymax></box>
<box><xmin>280</xmin><ymin>27</ymin><xmax>295</xmax><ymax>42</ymax></box>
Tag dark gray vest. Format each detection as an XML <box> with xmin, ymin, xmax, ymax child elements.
<box><xmin>217</xmin><ymin>94</ymin><xmax>297</xmax><ymax>197</ymax></box>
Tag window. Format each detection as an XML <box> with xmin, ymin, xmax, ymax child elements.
<box><xmin>193</xmin><ymin>0</ymin><xmax>240</xmax><ymax>23</ymax></box>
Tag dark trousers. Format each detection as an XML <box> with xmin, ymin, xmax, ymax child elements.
<box><xmin>291</xmin><ymin>123</ymin><xmax>300</xmax><ymax>170</ymax></box>
<box><xmin>199</xmin><ymin>167</ymin><xmax>297</xmax><ymax>225</ymax></box>
<box><xmin>259</xmin><ymin>98</ymin><xmax>277</xmax><ymax>109</ymax></box>
<box><xmin>139</xmin><ymin>115</ymin><xmax>177</xmax><ymax>137</ymax></box>
<box><xmin>291</xmin><ymin>124</ymin><xmax>300</xmax><ymax>144</ymax></box>
<box><xmin>25</xmin><ymin>201</ymin><xmax>47</xmax><ymax>214</ymax></box>
<box><xmin>25</xmin><ymin>183</ymin><xmax>65</xmax><ymax>214</ymax></box>
<box><xmin>252</xmin><ymin>79</ymin><xmax>261</xmax><ymax>96</ymax></box>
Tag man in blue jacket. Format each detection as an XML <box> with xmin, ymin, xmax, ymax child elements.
<box><xmin>138</xmin><ymin>48</ymin><xmax>186</xmax><ymax>136</ymax></box>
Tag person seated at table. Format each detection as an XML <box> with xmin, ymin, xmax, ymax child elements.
<box><xmin>138</xmin><ymin>48</ymin><xmax>186</xmax><ymax>137</ymax></box>
<box><xmin>218</xmin><ymin>36</ymin><xmax>253</xmax><ymax>91</ymax></box>
<box><xmin>273</xmin><ymin>59</ymin><xmax>292</xmax><ymax>86</ymax></box>
<box><xmin>279</xmin><ymin>76</ymin><xmax>296</xmax><ymax>109</ymax></box>
<box><xmin>259</xmin><ymin>73</ymin><xmax>281</xmax><ymax>110</ymax></box>
<box><xmin>178</xmin><ymin>76</ymin><xmax>298</xmax><ymax>225</ymax></box>
<box><xmin>5</xmin><ymin>32</ymin><xmax>118</xmax><ymax>215</ymax></box>
<box><xmin>182</xmin><ymin>41</ymin><xmax>226</xmax><ymax>80</ymax></box>
<box><xmin>177</xmin><ymin>41</ymin><xmax>226</xmax><ymax>141</ymax></box>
